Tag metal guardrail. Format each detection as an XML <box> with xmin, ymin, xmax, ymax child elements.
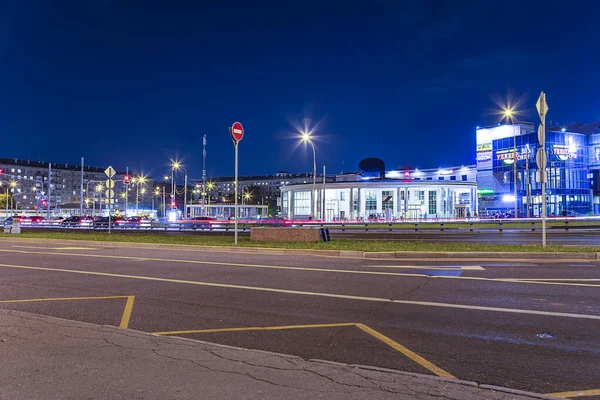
<box><xmin>6</xmin><ymin>219</ymin><xmax>593</xmax><ymax>234</ymax></box>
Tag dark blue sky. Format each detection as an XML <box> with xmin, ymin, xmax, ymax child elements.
<box><xmin>1</xmin><ymin>0</ymin><xmax>599</xmax><ymax>179</ymax></box>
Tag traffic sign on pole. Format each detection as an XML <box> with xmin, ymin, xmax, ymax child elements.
<box><xmin>230</xmin><ymin>122</ymin><xmax>244</xmax><ymax>142</ymax></box>
<box><xmin>105</xmin><ymin>179</ymin><xmax>115</xmax><ymax>189</ymax></box>
<box><xmin>536</xmin><ymin>93</ymin><xmax>548</xmax><ymax>121</ymax></box>
<box><xmin>104</xmin><ymin>166</ymin><xmax>116</xmax><ymax>179</ymax></box>
<box><xmin>536</xmin><ymin>91</ymin><xmax>548</xmax><ymax>248</ymax></box>
<box><xmin>230</xmin><ymin>122</ymin><xmax>244</xmax><ymax>246</ymax></box>
<box><xmin>536</xmin><ymin>148</ymin><xmax>547</xmax><ymax>170</ymax></box>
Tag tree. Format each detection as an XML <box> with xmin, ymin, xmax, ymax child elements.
<box><xmin>0</xmin><ymin>193</ymin><xmax>13</xmax><ymax>209</ymax></box>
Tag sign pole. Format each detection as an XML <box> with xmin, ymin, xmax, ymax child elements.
<box><xmin>234</xmin><ymin>142</ymin><xmax>239</xmax><ymax>245</ymax></box>
<box><xmin>536</xmin><ymin>92</ymin><xmax>548</xmax><ymax>248</ymax></box>
<box><xmin>229</xmin><ymin>122</ymin><xmax>244</xmax><ymax>246</ymax></box>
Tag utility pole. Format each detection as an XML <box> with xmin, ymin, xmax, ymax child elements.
<box><xmin>80</xmin><ymin>157</ymin><xmax>84</xmax><ymax>216</ymax></box>
<box><xmin>203</xmin><ymin>134</ymin><xmax>207</xmax><ymax>216</ymax></box>
<box><xmin>125</xmin><ymin>166</ymin><xmax>129</xmax><ymax>215</ymax></box>
<box><xmin>162</xmin><ymin>186</ymin><xmax>166</xmax><ymax>218</ymax></box>
<box><xmin>47</xmin><ymin>163</ymin><xmax>51</xmax><ymax>220</ymax></box>
<box><xmin>322</xmin><ymin>165</ymin><xmax>326</xmax><ymax>222</ymax></box>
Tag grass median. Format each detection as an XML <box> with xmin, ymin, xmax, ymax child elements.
<box><xmin>2</xmin><ymin>231</ymin><xmax>600</xmax><ymax>253</ymax></box>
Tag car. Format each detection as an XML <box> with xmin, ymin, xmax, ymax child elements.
<box><xmin>188</xmin><ymin>216</ymin><xmax>216</xmax><ymax>229</ymax></box>
<box><xmin>61</xmin><ymin>216</ymin><xmax>88</xmax><ymax>227</ymax></box>
<box><xmin>120</xmin><ymin>216</ymin><xmax>152</xmax><ymax>228</ymax></box>
<box><xmin>3</xmin><ymin>215</ymin><xmax>25</xmax><ymax>227</ymax></box>
<box><xmin>21</xmin><ymin>216</ymin><xmax>46</xmax><ymax>226</ymax></box>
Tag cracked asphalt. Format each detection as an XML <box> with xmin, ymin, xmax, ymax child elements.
<box><xmin>0</xmin><ymin>237</ymin><xmax>599</xmax><ymax>399</ymax></box>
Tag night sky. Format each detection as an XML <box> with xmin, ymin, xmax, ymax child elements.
<box><xmin>1</xmin><ymin>1</ymin><xmax>599</xmax><ymax>179</ymax></box>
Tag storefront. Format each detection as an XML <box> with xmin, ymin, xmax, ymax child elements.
<box><xmin>280</xmin><ymin>180</ymin><xmax>477</xmax><ymax>221</ymax></box>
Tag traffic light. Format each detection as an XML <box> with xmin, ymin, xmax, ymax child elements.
<box><xmin>0</xmin><ymin>168</ymin><xmax>4</xmax><ymax>175</ymax></box>
<box><xmin>123</xmin><ymin>175</ymin><xmax>131</xmax><ymax>184</ymax></box>
<box><xmin>41</xmin><ymin>200</ymin><xmax>48</xmax><ymax>207</ymax></box>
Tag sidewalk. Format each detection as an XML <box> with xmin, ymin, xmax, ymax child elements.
<box><xmin>0</xmin><ymin>309</ymin><xmax>556</xmax><ymax>400</ymax></box>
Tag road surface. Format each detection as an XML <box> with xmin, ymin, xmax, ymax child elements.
<box><xmin>0</xmin><ymin>237</ymin><xmax>598</xmax><ymax>399</ymax></box>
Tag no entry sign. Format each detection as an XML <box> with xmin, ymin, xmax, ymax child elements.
<box><xmin>231</xmin><ymin>121</ymin><xmax>244</xmax><ymax>142</ymax></box>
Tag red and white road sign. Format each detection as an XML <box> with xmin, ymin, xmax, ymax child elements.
<box><xmin>231</xmin><ymin>122</ymin><xmax>244</xmax><ymax>142</ymax></box>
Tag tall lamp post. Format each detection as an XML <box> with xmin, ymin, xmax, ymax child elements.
<box><xmin>301</xmin><ymin>132</ymin><xmax>317</xmax><ymax>220</ymax></box>
<box><xmin>171</xmin><ymin>161</ymin><xmax>188</xmax><ymax>218</ymax></box>
<box><xmin>503</xmin><ymin>107</ymin><xmax>519</xmax><ymax>219</ymax></box>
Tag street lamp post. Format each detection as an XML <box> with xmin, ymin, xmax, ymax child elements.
<box><xmin>301</xmin><ymin>133</ymin><xmax>317</xmax><ymax>220</ymax></box>
<box><xmin>503</xmin><ymin>108</ymin><xmax>519</xmax><ymax>219</ymax></box>
<box><xmin>171</xmin><ymin>161</ymin><xmax>188</xmax><ymax>217</ymax></box>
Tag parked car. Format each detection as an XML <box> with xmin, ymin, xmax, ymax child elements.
<box><xmin>188</xmin><ymin>216</ymin><xmax>216</xmax><ymax>229</ymax></box>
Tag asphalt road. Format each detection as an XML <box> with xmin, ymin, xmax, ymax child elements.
<box><xmin>0</xmin><ymin>237</ymin><xmax>598</xmax><ymax>399</ymax></box>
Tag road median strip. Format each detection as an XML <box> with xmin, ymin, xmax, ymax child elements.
<box><xmin>3</xmin><ymin>232</ymin><xmax>600</xmax><ymax>260</ymax></box>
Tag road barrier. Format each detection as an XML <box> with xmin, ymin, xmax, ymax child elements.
<box><xmin>5</xmin><ymin>218</ymin><xmax>596</xmax><ymax>234</ymax></box>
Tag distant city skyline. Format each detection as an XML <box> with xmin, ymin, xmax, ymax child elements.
<box><xmin>1</xmin><ymin>1</ymin><xmax>599</xmax><ymax>178</ymax></box>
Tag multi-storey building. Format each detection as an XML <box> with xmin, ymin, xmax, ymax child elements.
<box><xmin>0</xmin><ymin>158</ymin><xmax>157</xmax><ymax>214</ymax></box>
<box><xmin>476</xmin><ymin>120</ymin><xmax>600</xmax><ymax>216</ymax></box>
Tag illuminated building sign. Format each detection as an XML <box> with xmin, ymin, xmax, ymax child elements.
<box><xmin>477</xmin><ymin>188</ymin><xmax>494</xmax><ymax>195</ymax></box>
<box><xmin>553</xmin><ymin>145</ymin><xmax>577</xmax><ymax>161</ymax></box>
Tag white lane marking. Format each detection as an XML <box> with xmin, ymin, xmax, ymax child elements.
<box><xmin>0</xmin><ymin>263</ymin><xmax>599</xmax><ymax>321</ymax></box>
<box><xmin>0</xmin><ymin>249</ymin><xmax>456</xmax><ymax>278</ymax></box>
<box><xmin>11</xmin><ymin>245</ymin><xmax>97</xmax><ymax>251</ymax></box>
<box><xmin>368</xmin><ymin>265</ymin><xmax>485</xmax><ymax>271</ymax></box>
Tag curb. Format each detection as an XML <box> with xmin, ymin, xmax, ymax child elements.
<box><xmin>1</xmin><ymin>236</ymin><xmax>599</xmax><ymax>261</ymax></box>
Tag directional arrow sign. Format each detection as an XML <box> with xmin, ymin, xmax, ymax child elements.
<box><xmin>104</xmin><ymin>166</ymin><xmax>116</xmax><ymax>178</ymax></box>
<box><xmin>536</xmin><ymin>148</ymin><xmax>547</xmax><ymax>170</ymax></box>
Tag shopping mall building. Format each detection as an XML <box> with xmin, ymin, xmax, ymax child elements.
<box><xmin>280</xmin><ymin>166</ymin><xmax>478</xmax><ymax>221</ymax></box>
<box><xmin>476</xmin><ymin>120</ymin><xmax>600</xmax><ymax>216</ymax></box>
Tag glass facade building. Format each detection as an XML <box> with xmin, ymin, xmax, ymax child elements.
<box><xmin>477</xmin><ymin>122</ymin><xmax>600</xmax><ymax>216</ymax></box>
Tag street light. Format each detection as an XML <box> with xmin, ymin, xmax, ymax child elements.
<box><xmin>300</xmin><ymin>131</ymin><xmax>317</xmax><ymax>220</ymax></box>
<box><xmin>502</xmin><ymin>107</ymin><xmax>519</xmax><ymax>219</ymax></box>
<box><xmin>171</xmin><ymin>160</ymin><xmax>188</xmax><ymax>218</ymax></box>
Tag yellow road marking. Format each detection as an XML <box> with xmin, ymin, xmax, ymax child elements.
<box><xmin>154</xmin><ymin>321</ymin><xmax>454</xmax><ymax>379</ymax></box>
<box><xmin>0</xmin><ymin>295</ymin><xmax>135</xmax><ymax>329</ymax></box>
<box><xmin>0</xmin><ymin>295</ymin><xmax>129</xmax><ymax>303</ymax></box>
<box><xmin>0</xmin><ymin>248</ymin><xmax>468</xmax><ymax>278</ymax></box>
<box><xmin>368</xmin><ymin>265</ymin><xmax>485</xmax><ymax>271</ymax></box>
<box><xmin>1</xmin><ymin>263</ymin><xmax>600</xmax><ymax>321</ymax></box>
<box><xmin>547</xmin><ymin>388</ymin><xmax>600</xmax><ymax>398</ymax></box>
<box><xmin>119</xmin><ymin>296</ymin><xmax>135</xmax><ymax>329</ymax></box>
<box><xmin>153</xmin><ymin>322</ymin><xmax>357</xmax><ymax>336</ymax></box>
<box><xmin>355</xmin><ymin>323</ymin><xmax>455</xmax><ymax>379</ymax></box>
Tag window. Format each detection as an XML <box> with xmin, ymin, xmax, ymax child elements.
<box><xmin>382</xmin><ymin>190</ymin><xmax>393</xmax><ymax>210</ymax></box>
<box><xmin>340</xmin><ymin>191</ymin><xmax>346</xmax><ymax>201</ymax></box>
<box><xmin>282</xmin><ymin>192</ymin><xmax>288</xmax><ymax>213</ymax></box>
<box><xmin>293</xmin><ymin>190</ymin><xmax>311</xmax><ymax>215</ymax></box>
<box><xmin>438</xmin><ymin>177</ymin><xmax>444</xmax><ymax>180</ymax></box>
<box><xmin>428</xmin><ymin>191</ymin><xmax>437</xmax><ymax>215</ymax></box>
<box><xmin>450</xmin><ymin>176</ymin><xmax>456</xmax><ymax>181</ymax></box>
<box><xmin>418</xmin><ymin>191</ymin><xmax>425</xmax><ymax>201</ymax></box>
<box><xmin>400</xmin><ymin>190</ymin><xmax>405</xmax><ymax>200</ymax></box>
<box><xmin>365</xmin><ymin>190</ymin><xmax>377</xmax><ymax>211</ymax></box>
<box><xmin>427</xmin><ymin>177</ymin><xmax>432</xmax><ymax>181</ymax></box>
<box><xmin>462</xmin><ymin>175</ymin><xmax>468</xmax><ymax>181</ymax></box>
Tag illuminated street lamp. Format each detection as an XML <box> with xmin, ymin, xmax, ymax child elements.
<box><xmin>300</xmin><ymin>130</ymin><xmax>317</xmax><ymax>220</ymax></box>
<box><xmin>502</xmin><ymin>107</ymin><xmax>519</xmax><ymax>219</ymax></box>
<box><xmin>171</xmin><ymin>160</ymin><xmax>188</xmax><ymax>217</ymax></box>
